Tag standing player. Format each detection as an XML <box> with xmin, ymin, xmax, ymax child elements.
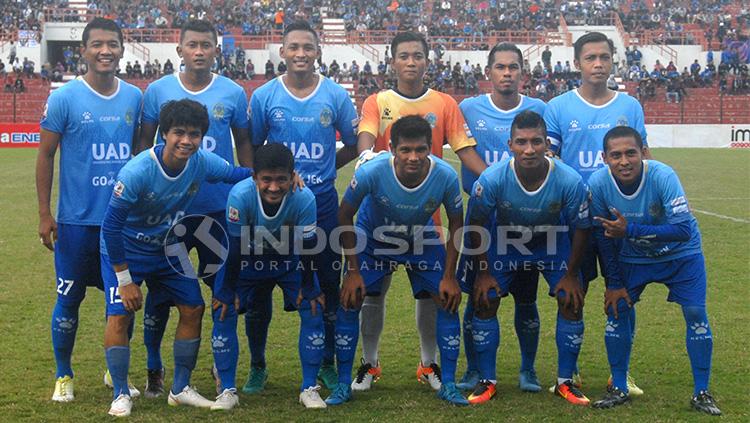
<box><xmin>326</xmin><ymin>115</ymin><xmax>467</xmax><ymax>406</ymax></box>
<box><xmin>36</xmin><ymin>17</ymin><xmax>142</xmax><ymax>402</ymax></box>
<box><xmin>464</xmin><ymin>111</ymin><xmax>592</xmax><ymax>406</ymax></box>
<box><xmin>101</xmin><ymin>99</ymin><xmax>251</xmax><ymax>417</ymax></box>
<box><xmin>212</xmin><ymin>144</ymin><xmax>328</xmax><ymax>409</ymax></box>
<box><xmin>353</xmin><ymin>31</ymin><xmax>486</xmax><ymax>392</ymax></box>
<box><xmin>544</xmin><ymin>31</ymin><xmax>648</xmax><ymax>395</ymax></box>
<box><xmin>456</xmin><ymin>43</ymin><xmax>547</xmax><ymax>394</ymax></box>
<box><xmin>136</xmin><ymin>19</ymin><xmax>253</xmax><ymax>398</ymax></box>
<box><xmin>248</xmin><ymin>20</ymin><xmax>359</xmax><ymax>392</ymax></box>
<box><xmin>589</xmin><ymin>127</ymin><xmax>720</xmax><ymax>415</ymax></box>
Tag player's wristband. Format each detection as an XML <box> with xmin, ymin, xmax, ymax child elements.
<box><xmin>116</xmin><ymin>269</ymin><xmax>133</xmax><ymax>287</ymax></box>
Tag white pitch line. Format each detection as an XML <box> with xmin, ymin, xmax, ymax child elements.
<box><xmin>690</xmin><ymin>198</ymin><xmax>750</xmax><ymax>201</ymax></box>
<box><xmin>693</xmin><ymin>209</ymin><xmax>750</xmax><ymax>224</ymax></box>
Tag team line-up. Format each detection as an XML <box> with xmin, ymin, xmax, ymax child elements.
<box><xmin>36</xmin><ymin>17</ymin><xmax>721</xmax><ymax>417</ymax></box>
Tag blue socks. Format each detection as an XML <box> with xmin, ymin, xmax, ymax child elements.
<box><xmin>320</xmin><ymin>278</ymin><xmax>339</xmax><ymax>365</ymax></box>
<box><xmin>514</xmin><ymin>302</ymin><xmax>540</xmax><ymax>372</ymax></box>
<box><xmin>298</xmin><ymin>304</ymin><xmax>325</xmax><ymax>390</ymax></box>
<box><xmin>105</xmin><ymin>346</ymin><xmax>130</xmax><ymax>398</ymax></box>
<box><xmin>461</xmin><ymin>302</ymin><xmax>479</xmax><ymax>374</ymax></box>
<box><xmin>245</xmin><ymin>291</ymin><xmax>273</xmax><ymax>368</ymax></box>
<box><xmin>212</xmin><ymin>305</ymin><xmax>239</xmax><ymax>391</ymax></box>
<box><xmin>436</xmin><ymin>307</ymin><xmax>460</xmax><ymax>384</ymax></box>
<box><xmin>682</xmin><ymin>306</ymin><xmax>713</xmax><ymax>395</ymax></box>
<box><xmin>604</xmin><ymin>301</ymin><xmax>633</xmax><ymax>393</ymax></box>
<box><xmin>556</xmin><ymin>314</ymin><xmax>584</xmax><ymax>379</ymax></box>
<box><xmin>471</xmin><ymin>315</ymin><xmax>499</xmax><ymax>382</ymax></box>
<box><xmin>172</xmin><ymin>338</ymin><xmax>200</xmax><ymax>394</ymax></box>
<box><xmin>334</xmin><ymin>306</ymin><xmax>359</xmax><ymax>384</ymax></box>
<box><xmin>51</xmin><ymin>301</ymin><xmax>79</xmax><ymax>378</ymax></box>
<box><xmin>143</xmin><ymin>298</ymin><xmax>170</xmax><ymax>371</ymax></box>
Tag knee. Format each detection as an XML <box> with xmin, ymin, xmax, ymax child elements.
<box><xmin>362</xmin><ymin>293</ymin><xmax>385</xmax><ymax>308</ymax></box>
<box><xmin>681</xmin><ymin>305</ymin><xmax>708</xmax><ymax>323</ymax></box>
<box><xmin>556</xmin><ymin>299</ymin><xmax>582</xmax><ymax>321</ymax></box>
<box><xmin>474</xmin><ymin>298</ymin><xmax>500</xmax><ymax>320</ymax></box>
<box><xmin>178</xmin><ymin>305</ymin><xmax>204</xmax><ymax>325</ymax></box>
<box><xmin>107</xmin><ymin>314</ymin><xmax>133</xmax><ymax>333</ymax></box>
<box><xmin>606</xmin><ymin>299</ymin><xmax>632</xmax><ymax>319</ymax></box>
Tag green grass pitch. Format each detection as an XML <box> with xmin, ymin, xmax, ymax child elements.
<box><xmin>0</xmin><ymin>148</ymin><xmax>748</xmax><ymax>422</ymax></box>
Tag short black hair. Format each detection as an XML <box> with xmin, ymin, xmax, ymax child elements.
<box><xmin>603</xmin><ymin>126</ymin><xmax>643</xmax><ymax>152</ymax></box>
<box><xmin>390</xmin><ymin>115</ymin><xmax>432</xmax><ymax>148</ymax></box>
<box><xmin>254</xmin><ymin>143</ymin><xmax>295</xmax><ymax>175</ymax></box>
<box><xmin>488</xmin><ymin>43</ymin><xmax>523</xmax><ymax>68</ymax></box>
<box><xmin>158</xmin><ymin>99</ymin><xmax>209</xmax><ymax>138</ymax></box>
<box><xmin>83</xmin><ymin>17</ymin><xmax>123</xmax><ymax>46</ymax></box>
<box><xmin>510</xmin><ymin>110</ymin><xmax>547</xmax><ymax>138</ymax></box>
<box><xmin>180</xmin><ymin>19</ymin><xmax>218</xmax><ymax>44</ymax></box>
<box><xmin>390</xmin><ymin>32</ymin><xmax>429</xmax><ymax>59</ymax></box>
<box><xmin>573</xmin><ymin>32</ymin><xmax>615</xmax><ymax>60</ymax></box>
<box><xmin>282</xmin><ymin>20</ymin><xmax>319</xmax><ymax>46</ymax></box>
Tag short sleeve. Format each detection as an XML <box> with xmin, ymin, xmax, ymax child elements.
<box><xmin>588</xmin><ymin>178</ymin><xmax>610</xmax><ymax>227</ymax></box>
<box><xmin>357</xmin><ymin>93</ymin><xmax>380</xmax><ymax>137</ymax></box>
<box><xmin>544</xmin><ymin>101</ymin><xmax>562</xmax><ymax>153</ymax></box>
<box><xmin>231</xmin><ymin>87</ymin><xmax>250</xmax><ymax>129</ymax></box>
<box><xmin>564</xmin><ymin>177</ymin><xmax>591</xmax><ymax>229</ymax></box>
<box><xmin>110</xmin><ymin>166</ymin><xmax>143</xmax><ymax>208</ymax></box>
<box><xmin>226</xmin><ymin>185</ymin><xmax>251</xmax><ymax>237</ymax></box>
<box><xmin>341</xmin><ymin>165</ymin><xmax>372</xmax><ymax>208</ymax></box>
<box><xmin>658</xmin><ymin>167</ymin><xmax>692</xmax><ymax>224</ymax></box>
<box><xmin>443</xmin><ymin>95</ymin><xmax>476</xmax><ymax>152</ymax></box>
<box><xmin>632</xmin><ymin>101</ymin><xmax>648</xmax><ymax>146</ymax></box>
<box><xmin>141</xmin><ymin>84</ymin><xmax>159</xmax><ymax>124</ymax></box>
<box><xmin>298</xmin><ymin>191</ymin><xmax>318</xmax><ymax>240</ymax></box>
<box><xmin>468</xmin><ymin>171</ymin><xmax>498</xmax><ymax>222</ymax></box>
<box><xmin>203</xmin><ymin>151</ymin><xmax>234</xmax><ymax>182</ymax></box>
<box><xmin>40</xmin><ymin>90</ymin><xmax>66</xmax><ymax>134</ymax></box>
<box><xmin>335</xmin><ymin>87</ymin><xmax>359</xmax><ymax>146</ymax></box>
<box><xmin>442</xmin><ymin>171</ymin><xmax>463</xmax><ymax>216</ymax></box>
<box><xmin>250</xmin><ymin>91</ymin><xmax>268</xmax><ymax>146</ymax></box>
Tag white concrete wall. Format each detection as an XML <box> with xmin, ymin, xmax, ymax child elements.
<box><xmin>646</xmin><ymin>124</ymin><xmax>750</xmax><ymax>148</ymax></box>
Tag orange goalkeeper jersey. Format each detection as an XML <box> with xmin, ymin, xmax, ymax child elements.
<box><xmin>358</xmin><ymin>88</ymin><xmax>476</xmax><ymax>157</ymax></box>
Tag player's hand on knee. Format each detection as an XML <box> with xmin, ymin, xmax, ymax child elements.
<box><xmin>473</xmin><ymin>271</ymin><xmax>500</xmax><ymax>311</ymax></box>
<box><xmin>603</xmin><ymin>287</ymin><xmax>632</xmax><ymax>319</ymax></box>
<box><xmin>439</xmin><ymin>276</ymin><xmax>462</xmax><ymax>313</ymax></box>
<box><xmin>340</xmin><ymin>271</ymin><xmax>365</xmax><ymax>310</ymax></box>
<box><xmin>38</xmin><ymin>213</ymin><xmax>57</xmax><ymax>251</ymax></box>
<box><xmin>298</xmin><ymin>291</ymin><xmax>326</xmax><ymax>316</ymax></box>
<box><xmin>554</xmin><ymin>273</ymin><xmax>584</xmax><ymax>313</ymax></box>
<box><xmin>120</xmin><ymin>283</ymin><xmax>143</xmax><ymax>312</ymax></box>
<box><xmin>212</xmin><ymin>298</ymin><xmax>229</xmax><ymax>321</ymax></box>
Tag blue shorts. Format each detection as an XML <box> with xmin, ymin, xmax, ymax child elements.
<box><xmin>622</xmin><ymin>253</ymin><xmax>706</xmax><ymax>307</ymax></box>
<box><xmin>180</xmin><ymin>211</ymin><xmax>229</xmax><ymax>289</ymax></box>
<box><xmin>54</xmin><ymin>224</ymin><xmax>104</xmax><ymax>305</ymax></box>
<box><xmin>579</xmin><ymin>236</ymin><xmax>603</xmax><ymax>287</ymax></box>
<box><xmin>236</xmin><ymin>275</ymin><xmax>300</xmax><ymax>313</ymax></box>
<box><xmin>102</xmin><ymin>250</ymin><xmax>204</xmax><ymax>316</ymax></box>
<box><xmin>461</xmin><ymin>256</ymin><xmax>567</xmax><ymax>300</ymax></box>
<box><xmin>353</xmin><ymin>239</ymin><xmax>446</xmax><ymax>299</ymax></box>
<box><xmin>308</xmin><ymin>189</ymin><xmax>342</xmax><ymax>287</ymax></box>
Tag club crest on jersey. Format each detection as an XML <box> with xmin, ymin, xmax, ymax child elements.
<box><xmin>424</xmin><ymin>112</ymin><xmax>438</xmax><ymax>129</ymax></box>
<box><xmin>424</xmin><ymin>198</ymin><xmax>439</xmax><ymax>213</ymax></box>
<box><xmin>648</xmin><ymin>202</ymin><xmax>664</xmax><ymax>218</ymax></box>
<box><xmin>213</xmin><ymin>103</ymin><xmax>225</xmax><ymax>120</ymax></box>
<box><xmin>188</xmin><ymin>182</ymin><xmax>200</xmax><ymax>196</ymax></box>
<box><xmin>349</xmin><ymin>176</ymin><xmax>358</xmax><ymax>190</ymax></box>
<box><xmin>320</xmin><ymin>107</ymin><xmax>333</xmax><ymax>127</ymax></box>
<box><xmin>616</xmin><ymin>115</ymin><xmax>629</xmax><ymax>127</ymax></box>
<box><xmin>42</xmin><ymin>103</ymin><xmax>49</xmax><ymax>121</ymax></box>
<box><xmin>474</xmin><ymin>182</ymin><xmax>483</xmax><ymax>198</ymax></box>
<box><xmin>113</xmin><ymin>181</ymin><xmax>125</xmax><ymax>198</ymax></box>
<box><xmin>228</xmin><ymin>206</ymin><xmax>240</xmax><ymax>223</ymax></box>
<box><xmin>548</xmin><ymin>201</ymin><xmax>562</xmax><ymax>214</ymax></box>
<box><xmin>125</xmin><ymin>109</ymin><xmax>134</xmax><ymax>126</ymax></box>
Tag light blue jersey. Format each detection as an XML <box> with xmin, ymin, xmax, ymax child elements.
<box><xmin>250</xmin><ymin>75</ymin><xmax>358</xmax><ymax>213</ymax></box>
<box><xmin>588</xmin><ymin>160</ymin><xmax>702</xmax><ymax>264</ymax></box>
<box><xmin>142</xmin><ymin>73</ymin><xmax>249</xmax><ymax>214</ymax></box>
<box><xmin>459</xmin><ymin>94</ymin><xmax>547</xmax><ymax>193</ymax></box>
<box><xmin>225</xmin><ymin>179</ymin><xmax>317</xmax><ymax>280</ymax></box>
<box><xmin>544</xmin><ymin>90</ymin><xmax>647</xmax><ymax>183</ymax></box>
<box><xmin>102</xmin><ymin>146</ymin><xmax>241</xmax><ymax>255</ymax></box>
<box><xmin>470</xmin><ymin>157</ymin><xmax>590</xmax><ymax>261</ymax></box>
<box><xmin>342</xmin><ymin>153</ymin><xmax>463</xmax><ymax>243</ymax></box>
<box><xmin>40</xmin><ymin>77</ymin><xmax>142</xmax><ymax>225</ymax></box>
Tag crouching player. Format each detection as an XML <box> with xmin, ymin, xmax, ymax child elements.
<box><xmin>211</xmin><ymin>143</ymin><xmax>328</xmax><ymax>409</ymax></box>
<box><xmin>590</xmin><ymin>127</ymin><xmax>721</xmax><ymax>415</ymax></box>
<box><xmin>100</xmin><ymin>99</ymin><xmax>251</xmax><ymax>417</ymax></box>
<box><xmin>327</xmin><ymin>115</ymin><xmax>467</xmax><ymax>406</ymax></box>
<box><xmin>461</xmin><ymin>111</ymin><xmax>592</xmax><ymax>405</ymax></box>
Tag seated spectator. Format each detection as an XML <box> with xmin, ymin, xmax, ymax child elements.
<box><xmin>40</xmin><ymin>62</ymin><xmax>50</xmax><ymax>81</ymax></box>
<box><xmin>350</xmin><ymin>60</ymin><xmax>359</xmax><ymax>80</ymax></box>
<box><xmin>163</xmin><ymin>59</ymin><xmax>174</xmax><ymax>75</ymax></box>
<box><xmin>363</xmin><ymin>60</ymin><xmax>372</xmax><ymax>76</ymax></box>
<box><xmin>14</xmin><ymin>76</ymin><xmax>25</xmax><ymax>93</ymax></box>
<box><xmin>277</xmin><ymin>60</ymin><xmax>287</xmax><ymax>75</ymax></box>
<box><xmin>265</xmin><ymin>59</ymin><xmax>275</xmax><ymax>79</ymax></box>
<box><xmin>0</xmin><ymin>59</ymin><xmax>5</xmax><ymax>78</ymax></box>
<box><xmin>246</xmin><ymin>59</ymin><xmax>255</xmax><ymax>78</ymax></box>
<box><xmin>133</xmin><ymin>60</ymin><xmax>143</xmax><ymax>78</ymax></box>
<box><xmin>666</xmin><ymin>78</ymin><xmax>679</xmax><ymax>103</ymax></box>
<box><xmin>125</xmin><ymin>61</ymin><xmax>133</xmax><ymax>78</ymax></box>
